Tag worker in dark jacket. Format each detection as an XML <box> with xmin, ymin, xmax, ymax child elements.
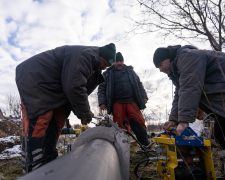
<box><xmin>153</xmin><ymin>45</ymin><xmax>225</xmax><ymax>177</ymax></box>
<box><xmin>16</xmin><ymin>43</ymin><xmax>116</xmax><ymax>173</ymax></box>
<box><xmin>98</xmin><ymin>52</ymin><xmax>150</xmax><ymax>147</ymax></box>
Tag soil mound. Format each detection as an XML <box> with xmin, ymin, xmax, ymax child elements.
<box><xmin>0</xmin><ymin>119</ymin><xmax>22</xmax><ymax>137</ymax></box>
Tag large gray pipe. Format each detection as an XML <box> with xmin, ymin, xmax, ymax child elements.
<box><xmin>18</xmin><ymin>117</ymin><xmax>130</xmax><ymax>180</ymax></box>
<box><xmin>19</xmin><ymin>139</ymin><xmax>122</xmax><ymax>180</ymax></box>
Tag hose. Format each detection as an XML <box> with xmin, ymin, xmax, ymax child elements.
<box><xmin>134</xmin><ymin>158</ymin><xmax>152</xmax><ymax>179</ymax></box>
<box><xmin>125</xmin><ymin>131</ymin><xmax>150</xmax><ymax>158</ymax></box>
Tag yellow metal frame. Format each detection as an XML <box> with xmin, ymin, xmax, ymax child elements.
<box><xmin>154</xmin><ymin>136</ymin><xmax>215</xmax><ymax>180</ymax></box>
<box><xmin>73</xmin><ymin>125</ymin><xmax>86</xmax><ymax>142</ymax></box>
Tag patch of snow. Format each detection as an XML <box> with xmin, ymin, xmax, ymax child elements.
<box><xmin>67</xmin><ymin>134</ymin><xmax>75</xmax><ymax>139</ymax></box>
<box><xmin>0</xmin><ymin>145</ymin><xmax>21</xmax><ymax>159</ymax></box>
<box><xmin>189</xmin><ymin>120</ymin><xmax>204</xmax><ymax>136</ymax></box>
<box><xmin>0</xmin><ymin>136</ymin><xmax>20</xmax><ymax>144</ymax></box>
<box><xmin>11</xmin><ymin>119</ymin><xmax>22</xmax><ymax>123</ymax></box>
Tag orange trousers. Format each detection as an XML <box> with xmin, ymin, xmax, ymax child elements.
<box><xmin>112</xmin><ymin>103</ymin><xmax>150</xmax><ymax>146</ymax></box>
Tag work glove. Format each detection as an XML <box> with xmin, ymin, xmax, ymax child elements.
<box><xmin>79</xmin><ymin>111</ymin><xmax>94</xmax><ymax>125</ymax></box>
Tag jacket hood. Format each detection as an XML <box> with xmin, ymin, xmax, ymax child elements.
<box><xmin>167</xmin><ymin>45</ymin><xmax>181</xmax><ymax>61</ymax></box>
<box><xmin>167</xmin><ymin>45</ymin><xmax>198</xmax><ymax>61</ymax></box>
<box><xmin>177</xmin><ymin>45</ymin><xmax>198</xmax><ymax>54</ymax></box>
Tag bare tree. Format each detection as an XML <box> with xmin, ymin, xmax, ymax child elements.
<box><xmin>2</xmin><ymin>93</ymin><xmax>21</xmax><ymax>119</ymax></box>
<box><xmin>138</xmin><ymin>69</ymin><xmax>168</xmax><ymax>113</ymax></box>
<box><xmin>127</xmin><ymin>0</ymin><xmax>225</xmax><ymax>51</ymax></box>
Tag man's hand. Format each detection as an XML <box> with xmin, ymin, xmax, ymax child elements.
<box><xmin>80</xmin><ymin>111</ymin><xmax>94</xmax><ymax>125</ymax></box>
<box><xmin>100</xmin><ymin>104</ymin><xmax>107</xmax><ymax>110</ymax></box>
<box><xmin>177</xmin><ymin>122</ymin><xmax>189</xmax><ymax>135</ymax></box>
<box><xmin>163</xmin><ymin>121</ymin><xmax>177</xmax><ymax>130</ymax></box>
<box><xmin>143</xmin><ymin>99</ymin><xmax>147</xmax><ymax>104</ymax></box>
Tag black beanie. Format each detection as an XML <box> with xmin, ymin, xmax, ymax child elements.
<box><xmin>153</xmin><ymin>47</ymin><xmax>170</xmax><ymax>67</ymax></box>
<box><xmin>99</xmin><ymin>43</ymin><xmax>116</xmax><ymax>65</ymax></box>
<box><xmin>116</xmin><ymin>52</ymin><xmax>124</xmax><ymax>62</ymax></box>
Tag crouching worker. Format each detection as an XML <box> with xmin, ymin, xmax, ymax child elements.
<box><xmin>153</xmin><ymin>45</ymin><xmax>225</xmax><ymax>178</ymax></box>
<box><xmin>98</xmin><ymin>52</ymin><xmax>151</xmax><ymax>149</ymax></box>
<box><xmin>16</xmin><ymin>43</ymin><xmax>116</xmax><ymax>173</ymax></box>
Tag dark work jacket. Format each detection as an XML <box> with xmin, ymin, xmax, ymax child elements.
<box><xmin>114</xmin><ymin>67</ymin><xmax>134</xmax><ymax>99</ymax></box>
<box><xmin>168</xmin><ymin>45</ymin><xmax>225</xmax><ymax>123</ymax></box>
<box><xmin>16</xmin><ymin>45</ymin><xmax>104</xmax><ymax>119</ymax></box>
<box><xmin>97</xmin><ymin>65</ymin><xmax>148</xmax><ymax>114</ymax></box>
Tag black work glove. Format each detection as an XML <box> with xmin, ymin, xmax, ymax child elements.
<box><xmin>79</xmin><ymin>111</ymin><xmax>94</xmax><ymax>125</ymax></box>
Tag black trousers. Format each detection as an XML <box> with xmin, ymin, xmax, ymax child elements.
<box><xmin>21</xmin><ymin>104</ymin><xmax>70</xmax><ymax>173</ymax></box>
<box><xmin>200</xmin><ymin>104</ymin><xmax>225</xmax><ymax>150</ymax></box>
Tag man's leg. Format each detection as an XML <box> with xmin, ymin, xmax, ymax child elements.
<box><xmin>113</xmin><ymin>103</ymin><xmax>127</xmax><ymax>129</ymax></box>
<box><xmin>42</xmin><ymin>106</ymin><xmax>67</xmax><ymax>163</ymax></box>
<box><xmin>214</xmin><ymin>114</ymin><xmax>225</xmax><ymax>149</ymax></box>
<box><xmin>21</xmin><ymin>104</ymin><xmax>53</xmax><ymax>173</ymax></box>
<box><xmin>127</xmin><ymin>103</ymin><xmax>150</xmax><ymax>146</ymax></box>
<box><xmin>213</xmin><ymin>114</ymin><xmax>225</xmax><ymax>178</ymax></box>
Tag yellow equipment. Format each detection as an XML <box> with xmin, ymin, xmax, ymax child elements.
<box><xmin>74</xmin><ymin>129</ymin><xmax>81</xmax><ymax>142</ymax></box>
<box><xmin>81</xmin><ymin>124</ymin><xmax>86</xmax><ymax>131</ymax></box>
<box><xmin>73</xmin><ymin>124</ymin><xmax>86</xmax><ymax>142</ymax></box>
<box><xmin>153</xmin><ymin>127</ymin><xmax>215</xmax><ymax>180</ymax></box>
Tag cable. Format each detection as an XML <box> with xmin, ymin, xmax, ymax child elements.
<box><xmin>125</xmin><ymin>131</ymin><xmax>151</xmax><ymax>158</ymax></box>
<box><xmin>135</xmin><ymin>149</ymin><xmax>155</xmax><ymax>154</ymax></box>
<box><xmin>134</xmin><ymin>158</ymin><xmax>152</xmax><ymax>179</ymax></box>
<box><xmin>125</xmin><ymin>131</ymin><xmax>145</xmax><ymax>149</ymax></box>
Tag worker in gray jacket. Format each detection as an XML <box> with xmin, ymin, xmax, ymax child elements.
<box><xmin>153</xmin><ymin>45</ymin><xmax>225</xmax><ymax>177</ymax></box>
<box><xmin>16</xmin><ymin>43</ymin><xmax>116</xmax><ymax>173</ymax></box>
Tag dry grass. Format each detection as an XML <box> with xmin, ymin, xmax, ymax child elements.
<box><xmin>0</xmin><ymin>157</ymin><xmax>23</xmax><ymax>180</ymax></box>
<box><xmin>0</xmin><ymin>135</ymin><xmax>222</xmax><ymax>180</ymax></box>
<box><xmin>129</xmin><ymin>144</ymin><xmax>158</xmax><ymax>180</ymax></box>
<box><xmin>0</xmin><ymin>130</ymin><xmax>7</xmax><ymax>137</ymax></box>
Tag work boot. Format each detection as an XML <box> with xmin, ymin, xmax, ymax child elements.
<box><xmin>135</xmin><ymin>142</ymin><xmax>154</xmax><ymax>154</ymax></box>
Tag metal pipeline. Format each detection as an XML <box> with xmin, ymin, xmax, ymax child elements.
<box><xmin>18</xmin><ymin>139</ymin><xmax>122</xmax><ymax>180</ymax></box>
<box><xmin>18</xmin><ymin>117</ymin><xmax>130</xmax><ymax>180</ymax></box>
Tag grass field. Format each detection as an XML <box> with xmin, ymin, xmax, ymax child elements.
<box><xmin>0</xmin><ymin>136</ymin><xmax>222</xmax><ymax>180</ymax></box>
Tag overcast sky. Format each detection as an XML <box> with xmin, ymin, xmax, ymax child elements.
<box><xmin>0</xmin><ymin>0</ymin><xmax>213</xmax><ymax>125</ymax></box>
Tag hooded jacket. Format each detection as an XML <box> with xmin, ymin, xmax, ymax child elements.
<box><xmin>16</xmin><ymin>45</ymin><xmax>104</xmax><ymax>119</ymax></box>
<box><xmin>168</xmin><ymin>45</ymin><xmax>225</xmax><ymax>123</ymax></box>
<box><xmin>98</xmin><ymin>65</ymin><xmax>148</xmax><ymax>114</ymax></box>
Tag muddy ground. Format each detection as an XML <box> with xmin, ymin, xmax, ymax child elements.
<box><xmin>0</xmin><ymin>120</ymin><xmax>223</xmax><ymax>180</ymax></box>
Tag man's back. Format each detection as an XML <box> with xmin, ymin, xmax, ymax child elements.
<box><xmin>16</xmin><ymin>45</ymin><xmax>100</xmax><ymax>119</ymax></box>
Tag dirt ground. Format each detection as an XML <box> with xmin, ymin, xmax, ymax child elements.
<box><xmin>0</xmin><ymin>120</ymin><xmax>223</xmax><ymax>180</ymax></box>
<box><xmin>0</xmin><ymin>120</ymin><xmax>22</xmax><ymax>137</ymax></box>
<box><xmin>0</xmin><ymin>139</ymin><xmax>223</xmax><ymax>180</ymax></box>
<box><xmin>0</xmin><ymin>157</ymin><xmax>23</xmax><ymax>180</ymax></box>
<box><xmin>129</xmin><ymin>144</ymin><xmax>158</xmax><ymax>180</ymax></box>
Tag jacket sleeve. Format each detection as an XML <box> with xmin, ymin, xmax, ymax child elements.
<box><xmin>136</xmin><ymin>73</ymin><xmax>148</xmax><ymax>100</ymax></box>
<box><xmin>97</xmin><ymin>80</ymin><xmax>107</xmax><ymax>106</ymax></box>
<box><xmin>98</xmin><ymin>82</ymin><xmax>107</xmax><ymax>106</ymax></box>
<box><xmin>62</xmin><ymin>51</ymin><xmax>95</xmax><ymax>117</ymax></box>
<box><xmin>169</xmin><ymin>86</ymin><xmax>179</xmax><ymax>123</ymax></box>
<box><xmin>176</xmin><ymin>52</ymin><xmax>206</xmax><ymax>123</ymax></box>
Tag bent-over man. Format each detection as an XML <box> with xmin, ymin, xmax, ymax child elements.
<box><xmin>16</xmin><ymin>43</ymin><xmax>116</xmax><ymax>173</ymax></box>
<box><xmin>153</xmin><ymin>45</ymin><xmax>225</xmax><ymax>178</ymax></box>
